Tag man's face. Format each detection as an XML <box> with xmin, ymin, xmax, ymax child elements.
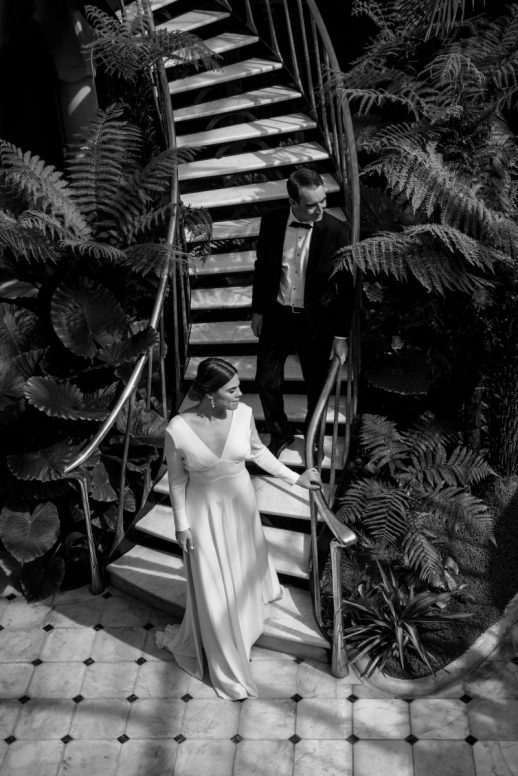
<box><xmin>290</xmin><ymin>185</ymin><xmax>327</xmax><ymax>223</ymax></box>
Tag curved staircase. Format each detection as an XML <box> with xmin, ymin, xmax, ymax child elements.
<box><xmin>107</xmin><ymin>0</ymin><xmax>353</xmax><ymax>663</ymax></box>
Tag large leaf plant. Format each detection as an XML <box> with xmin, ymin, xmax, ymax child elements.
<box><xmin>0</xmin><ymin>6</ymin><xmax>213</xmax><ymax>600</ymax></box>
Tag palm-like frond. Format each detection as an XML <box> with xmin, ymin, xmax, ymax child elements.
<box><xmin>67</xmin><ymin>104</ymin><xmax>143</xmax><ymax>237</ymax></box>
<box><xmin>359</xmin><ymin>413</ymin><xmax>407</xmax><ymax>470</ymax></box>
<box><xmin>0</xmin><ymin>141</ymin><xmax>90</xmax><ymax>239</ymax></box>
<box><xmin>401</xmin><ymin>528</ymin><xmax>445</xmax><ymax>586</ymax></box>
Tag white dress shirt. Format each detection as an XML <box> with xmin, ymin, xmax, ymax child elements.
<box><xmin>276</xmin><ymin>213</ymin><xmax>313</xmax><ymax>309</ymax></box>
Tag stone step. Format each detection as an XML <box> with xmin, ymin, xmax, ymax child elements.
<box><xmin>107</xmin><ymin>545</ymin><xmax>328</xmax><ymax>658</ymax></box>
<box><xmin>190</xmin><ymin>285</ymin><xmax>252</xmax><ymax>310</ymax></box>
<box><xmin>189</xmin><ymin>320</ymin><xmax>255</xmax><ymax>344</ymax></box>
<box><xmin>190</xmin><ymin>250</ymin><xmax>255</xmax><ymax>276</ymax></box>
<box><xmin>156</xmin><ymin>9</ymin><xmax>230</xmax><ymax>35</ymax></box>
<box><xmin>134</xmin><ymin>504</ymin><xmax>309</xmax><ymax>579</ymax></box>
<box><xmin>176</xmin><ymin>112</ymin><xmax>316</xmax><ymax>149</ymax></box>
<box><xmin>169</xmin><ymin>57</ymin><xmax>282</xmax><ymax>95</ymax></box>
<box><xmin>184</xmin><ymin>354</ymin><xmax>302</xmax><ymax>382</ymax></box>
<box><xmin>179</xmin><ymin>141</ymin><xmax>328</xmax><ymax>181</ymax></box>
<box><xmin>174</xmin><ymin>85</ymin><xmax>302</xmax><ymax>123</ymax></box>
<box><xmin>181</xmin><ymin>173</ymin><xmax>339</xmax><ymax>210</ymax></box>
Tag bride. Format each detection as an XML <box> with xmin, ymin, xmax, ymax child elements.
<box><xmin>155</xmin><ymin>357</ymin><xmax>320</xmax><ymax>700</ymax></box>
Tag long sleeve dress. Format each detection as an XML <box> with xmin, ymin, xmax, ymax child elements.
<box><xmin>155</xmin><ymin>401</ymin><xmax>300</xmax><ymax>701</ymax></box>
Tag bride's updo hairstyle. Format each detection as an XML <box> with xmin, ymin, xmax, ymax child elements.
<box><xmin>188</xmin><ymin>357</ymin><xmax>238</xmax><ymax>402</ymax></box>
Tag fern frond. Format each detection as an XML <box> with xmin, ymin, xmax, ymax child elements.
<box><xmin>67</xmin><ymin>104</ymin><xmax>144</xmax><ymax>236</ymax></box>
<box><xmin>0</xmin><ymin>210</ymin><xmax>60</xmax><ymax>263</ymax></box>
<box><xmin>359</xmin><ymin>413</ymin><xmax>407</xmax><ymax>470</ymax></box>
<box><xmin>421</xmin><ymin>485</ymin><xmax>494</xmax><ymax>536</ymax></box>
<box><xmin>402</xmin><ymin>528</ymin><xmax>445</xmax><ymax>585</ymax></box>
<box><xmin>121</xmin><ymin>204</ymin><xmax>176</xmax><ymax>242</ymax></box>
<box><xmin>122</xmin><ymin>243</ymin><xmax>185</xmax><ymax>276</ymax></box>
<box><xmin>444</xmin><ymin>445</ymin><xmax>496</xmax><ymax>485</ymax></box>
<box><xmin>61</xmin><ymin>240</ymin><xmax>127</xmax><ymax>261</ymax></box>
<box><xmin>0</xmin><ymin>140</ymin><xmax>90</xmax><ymax>239</ymax></box>
<box><xmin>361</xmin><ymin>482</ymin><xmax>410</xmax><ymax>543</ymax></box>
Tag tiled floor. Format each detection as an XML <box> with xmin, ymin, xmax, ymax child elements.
<box><xmin>1</xmin><ymin>584</ymin><xmax>518</xmax><ymax>776</ymax></box>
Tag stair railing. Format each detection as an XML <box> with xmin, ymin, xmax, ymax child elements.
<box><xmin>62</xmin><ymin>0</ymin><xmax>189</xmax><ymax>594</ymax></box>
<box><xmin>221</xmin><ymin>0</ymin><xmax>361</xmax><ymax>675</ymax></box>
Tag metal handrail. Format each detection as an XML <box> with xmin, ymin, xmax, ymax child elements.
<box><xmin>63</xmin><ymin>0</ymin><xmax>184</xmax><ymax>593</ymax></box>
<box><xmin>225</xmin><ymin>0</ymin><xmax>361</xmax><ymax>675</ymax></box>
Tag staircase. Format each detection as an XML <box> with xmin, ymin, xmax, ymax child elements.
<box><xmin>107</xmin><ymin>0</ymin><xmax>352</xmax><ymax>662</ymax></box>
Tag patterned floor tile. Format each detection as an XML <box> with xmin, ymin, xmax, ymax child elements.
<box><xmin>14</xmin><ymin>699</ymin><xmax>75</xmax><ymax>740</ymax></box>
<box><xmin>133</xmin><ymin>659</ymin><xmax>190</xmax><ymax>698</ymax></box>
<box><xmin>233</xmin><ymin>740</ymin><xmax>293</xmax><ymax>776</ymax></box>
<box><xmin>353</xmin><ymin>698</ymin><xmax>411</xmax><ymax>739</ymax></box>
<box><xmin>174</xmin><ymin>740</ymin><xmax>235</xmax><ymax>776</ymax></box>
<box><xmin>468</xmin><ymin>699</ymin><xmax>518</xmax><ymax>740</ymax></box>
<box><xmin>41</xmin><ymin>628</ymin><xmax>96</xmax><ymax>663</ymax></box>
<box><xmin>1</xmin><ymin>739</ymin><xmax>64</xmax><ymax>776</ymax></box>
<box><xmin>249</xmin><ymin>659</ymin><xmax>298</xmax><ymax>697</ymax></box>
<box><xmin>413</xmin><ymin>740</ymin><xmax>476</xmax><ymax>776</ymax></box>
<box><xmin>296</xmin><ymin>698</ymin><xmax>352</xmax><ymax>739</ymax></box>
<box><xmin>90</xmin><ymin>627</ymin><xmax>147</xmax><ymax>662</ymax></box>
<box><xmin>238</xmin><ymin>699</ymin><xmax>296</xmax><ymax>739</ymax></box>
<box><xmin>410</xmin><ymin>699</ymin><xmax>470</xmax><ymax>739</ymax></box>
<box><xmin>472</xmin><ymin>741</ymin><xmax>518</xmax><ymax>776</ymax></box>
<box><xmin>100</xmin><ymin>596</ymin><xmax>151</xmax><ymax>627</ymax></box>
<box><xmin>0</xmin><ymin>663</ymin><xmax>33</xmax><ymax>698</ymax></box>
<box><xmin>69</xmin><ymin>699</ymin><xmax>130</xmax><ymax>739</ymax></box>
<box><xmin>80</xmin><ymin>661</ymin><xmax>139</xmax><ymax>699</ymax></box>
<box><xmin>48</xmin><ymin>599</ymin><xmax>106</xmax><ymax>629</ymax></box>
<box><xmin>1</xmin><ymin>601</ymin><xmax>53</xmax><ymax>629</ymax></box>
<box><xmin>28</xmin><ymin>662</ymin><xmax>86</xmax><ymax>699</ymax></box>
<box><xmin>295</xmin><ymin>659</ymin><xmax>355</xmax><ymax>698</ymax></box>
<box><xmin>126</xmin><ymin>698</ymin><xmax>186</xmax><ymax>738</ymax></box>
<box><xmin>0</xmin><ymin>702</ymin><xmax>21</xmax><ymax>739</ymax></box>
<box><xmin>56</xmin><ymin>740</ymin><xmax>121</xmax><ymax>776</ymax></box>
<box><xmin>114</xmin><ymin>739</ymin><xmax>179</xmax><ymax>776</ymax></box>
<box><xmin>353</xmin><ymin>740</ymin><xmax>414</xmax><ymax>776</ymax></box>
<box><xmin>182</xmin><ymin>698</ymin><xmax>240</xmax><ymax>739</ymax></box>
<box><xmin>0</xmin><ymin>629</ymin><xmax>46</xmax><ymax>662</ymax></box>
<box><xmin>293</xmin><ymin>739</ymin><xmax>353</xmax><ymax>776</ymax></box>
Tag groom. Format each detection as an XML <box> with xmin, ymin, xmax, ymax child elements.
<box><xmin>251</xmin><ymin>168</ymin><xmax>355</xmax><ymax>457</ymax></box>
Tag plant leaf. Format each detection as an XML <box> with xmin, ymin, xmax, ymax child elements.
<box><xmin>0</xmin><ymin>502</ymin><xmax>60</xmax><ymax>562</ymax></box>
<box><xmin>24</xmin><ymin>377</ymin><xmax>113</xmax><ymax>421</ymax></box>
<box><xmin>7</xmin><ymin>440</ymin><xmax>80</xmax><ymax>481</ymax></box>
<box><xmin>20</xmin><ymin>555</ymin><xmax>65</xmax><ymax>602</ymax></box>
<box><xmin>50</xmin><ymin>276</ymin><xmax>127</xmax><ymax>358</ymax></box>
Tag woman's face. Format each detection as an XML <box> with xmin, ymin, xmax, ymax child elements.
<box><xmin>213</xmin><ymin>374</ymin><xmax>242</xmax><ymax>410</ymax></box>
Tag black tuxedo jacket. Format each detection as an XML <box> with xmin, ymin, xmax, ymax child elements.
<box><xmin>251</xmin><ymin>207</ymin><xmax>354</xmax><ymax>339</ymax></box>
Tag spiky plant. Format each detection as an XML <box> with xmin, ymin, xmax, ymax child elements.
<box><xmin>338</xmin><ymin>413</ymin><xmax>495</xmax><ymax>587</ymax></box>
<box><xmin>326</xmin><ymin>0</ymin><xmax>518</xmax><ymax>471</ymax></box>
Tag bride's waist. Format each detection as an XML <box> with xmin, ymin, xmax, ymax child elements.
<box><xmin>187</xmin><ymin>463</ymin><xmax>247</xmax><ymax>484</ymax></box>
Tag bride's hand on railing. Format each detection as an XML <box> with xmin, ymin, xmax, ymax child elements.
<box><xmin>176</xmin><ymin>529</ymin><xmax>194</xmax><ymax>553</ymax></box>
<box><xmin>296</xmin><ymin>467</ymin><xmax>321</xmax><ymax>490</ymax></box>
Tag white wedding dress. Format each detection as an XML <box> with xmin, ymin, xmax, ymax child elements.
<box><xmin>155</xmin><ymin>401</ymin><xmax>299</xmax><ymax>700</ymax></box>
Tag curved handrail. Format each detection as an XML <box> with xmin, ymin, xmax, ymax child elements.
<box><xmin>62</xmin><ymin>0</ymin><xmax>184</xmax><ymax>592</ymax></box>
<box><xmin>305</xmin><ymin>354</ymin><xmax>357</xmax><ymax>549</ymax></box>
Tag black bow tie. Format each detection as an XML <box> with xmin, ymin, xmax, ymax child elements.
<box><xmin>289</xmin><ymin>221</ymin><xmax>313</xmax><ymax>230</ymax></box>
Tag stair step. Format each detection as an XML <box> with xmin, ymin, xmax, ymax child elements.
<box><xmin>117</xmin><ymin>0</ymin><xmax>179</xmax><ymax>17</ymax></box>
<box><xmin>157</xmin><ymin>9</ymin><xmax>230</xmax><ymax>34</ymax></box>
<box><xmin>184</xmin><ymin>354</ymin><xmax>302</xmax><ymax>382</ymax></box>
<box><xmin>253</xmin><ymin>475</ymin><xmax>315</xmax><ymax>520</ymax></box>
<box><xmin>188</xmin><ymin>217</ymin><xmax>261</xmax><ymax>243</ymax></box>
<box><xmin>165</xmin><ymin>32</ymin><xmax>258</xmax><ymax>68</ymax></box>
<box><xmin>266</xmin><ymin>433</ymin><xmax>345</xmax><ymax>469</ymax></box>
<box><xmin>177</xmin><ymin>113</ymin><xmax>316</xmax><ymax>149</ymax></box>
<box><xmin>182</xmin><ymin>173</ymin><xmax>340</xmax><ymax>210</ymax></box>
<box><xmin>169</xmin><ymin>57</ymin><xmax>282</xmax><ymax>95</ymax></box>
<box><xmin>134</xmin><ymin>505</ymin><xmax>309</xmax><ymax>579</ymax></box>
<box><xmin>190</xmin><ymin>251</ymin><xmax>255</xmax><ymax>275</ymax></box>
<box><xmin>190</xmin><ymin>285</ymin><xmax>252</xmax><ymax>310</ymax></box>
<box><xmin>190</xmin><ymin>320</ymin><xmax>255</xmax><ymax>344</ymax></box>
<box><xmin>179</xmin><ymin>141</ymin><xmax>328</xmax><ymax>181</ymax></box>
<box><xmin>107</xmin><ymin>545</ymin><xmax>329</xmax><ymax>658</ymax></box>
<box><xmin>174</xmin><ymin>85</ymin><xmax>302</xmax><ymax>123</ymax></box>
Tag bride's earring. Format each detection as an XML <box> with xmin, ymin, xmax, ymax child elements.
<box><xmin>209</xmin><ymin>395</ymin><xmax>215</xmax><ymax>408</ymax></box>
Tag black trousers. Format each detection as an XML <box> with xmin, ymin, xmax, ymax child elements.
<box><xmin>256</xmin><ymin>303</ymin><xmax>332</xmax><ymax>437</ymax></box>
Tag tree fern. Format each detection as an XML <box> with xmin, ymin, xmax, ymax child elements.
<box><xmin>358</xmin><ymin>413</ymin><xmax>407</xmax><ymax>471</ymax></box>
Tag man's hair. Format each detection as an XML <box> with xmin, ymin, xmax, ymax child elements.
<box><xmin>287</xmin><ymin>168</ymin><xmax>324</xmax><ymax>202</ymax></box>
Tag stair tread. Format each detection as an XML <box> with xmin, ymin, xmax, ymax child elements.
<box><xmin>190</xmin><ymin>250</ymin><xmax>255</xmax><ymax>275</ymax></box>
<box><xmin>169</xmin><ymin>57</ymin><xmax>282</xmax><ymax>95</ymax></box>
<box><xmin>117</xmin><ymin>0</ymin><xmax>179</xmax><ymax>17</ymax></box>
<box><xmin>182</xmin><ymin>173</ymin><xmax>339</xmax><ymax>210</ymax></box>
<box><xmin>187</xmin><ymin>217</ymin><xmax>261</xmax><ymax>242</ymax></box>
<box><xmin>190</xmin><ymin>320</ymin><xmax>255</xmax><ymax>343</ymax></box>
<box><xmin>190</xmin><ymin>285</ymin><xmax>252</xmax><ymax>310</ymax></box>
<box><xmin>177</xmin><ymin>113</ymin><xmax>317</xmax><ymax>149</ymax></box>
<box><xmin>184</xmin><ymin>354</ymin><xmax>302</xmax><ymax>381</ymax></box>
<box><xmin>179</xmin><ymin>141</ymin><xmax>328</xmax><ymax>180</ymax></box>
<box><xmin>134</xmin><ymin>505</ymin><xmax>309</xmax><ymax>579</ymax></box>
<box><xmin>107</xmin><ymin>544</ymin><xmax>328</xmax><ymax>652</ymax></box>
<box><xmin>174</xmin><ymin>85</ymin><xmax>302</xmax><ymax>123</ymax></box>
<box><xmin>165</xmin><ymin>31</ymin><xmax>258</xmax><ymax>69</ymax></box>
<box><xmin>157</xmin><ymin>9</ymin><xmax>229</xmax><ymax>34</ymax></box>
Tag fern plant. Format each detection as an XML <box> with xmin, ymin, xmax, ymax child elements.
<box><xmin>326</xmin><ymin>0</ymin><xmax>518</xmax><ymax>471</ymax></box>
<box><xmin>338</xmin><ymin>413</ymin><xmax>495</xmax><ymax>587</ymax></box>
<box><xmin>0</xmin><ymin>6</ymin><xmax>212</xmax><ymax>599</ymax></box>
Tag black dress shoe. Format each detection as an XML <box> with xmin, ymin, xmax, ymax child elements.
<box><xmin>267</xmin><ymin>432</ymin><xmax>295</xmax><ymax>458</ymax></box>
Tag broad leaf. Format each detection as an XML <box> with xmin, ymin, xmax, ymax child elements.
<box><xmin>0</xmin><ymin>502</ymin><xmax>60</xmax><ymax>562</ymax></box>
<box><xmin>7</xmin><ymin>440</ymin><xmax>80</xmax><ymax>481</ymax></box>
<box><xmin>96</xmin><ymin>325</ymin><xmax>159</xmax><ymax>365</ymax></box>
<box><xmin>24</xmin><ymin>377</ymin><xmax>113</xmax><ymax>421</ymax></box>
<box><xmin>0</xmin><ymin>363</ymin><xmax>25</xmax><ymax>409</ymax></box>
<box><xmin>50</xmin><ymin>276</ymin><xmax>127</xmax><ymax>358</ymax></box>
<box><xmin>0</xmin><ymin>307</ymin><xmax>42</xmax><ymax>360</ymax></box>
<box><xmin>89</xmin><ymin>461</ymin><xmax>117</xmax><ymax>502</ymax></box>
<box><xmin>115</xmin><ymin>401</ymin><xmax>167</xmax><ymax>446</ymax></box>
<box><xmin>20</xmin><ymin>555</ymin><xmax>65</xmax><ymax>602</ymax></box>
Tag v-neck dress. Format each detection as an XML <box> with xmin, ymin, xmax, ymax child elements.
<box><xmin>155</xmin><ymin>402</ymin><xmax>299</xmax><ymax>700</ymax></box>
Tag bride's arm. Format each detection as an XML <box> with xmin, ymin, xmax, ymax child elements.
<box><xmin>248</xmin><ymin>414</ymin><xmax>318</xmax><ymax>487</ymax></box>
<box><xmin>164</xmin><ymin>427</ymin><xmax>190</xmax><ymax>533</ymax></box>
